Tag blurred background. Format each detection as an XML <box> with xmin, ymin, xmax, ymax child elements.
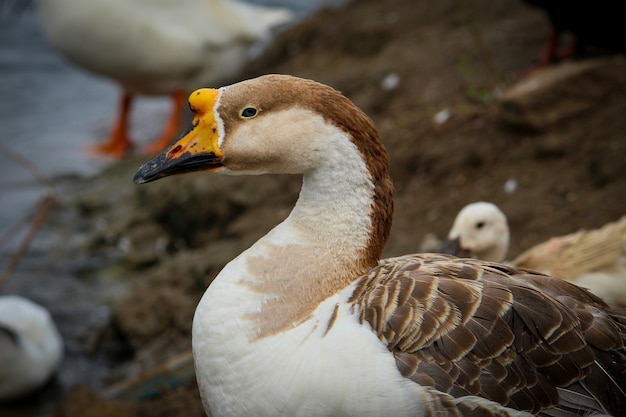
<box><xmin>1</xmin><ymin>0</ymin><xmax>624</xmax><ymax>416</ymax></box>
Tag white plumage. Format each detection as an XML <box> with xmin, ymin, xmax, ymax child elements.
<box><xmin>0</xmin><ymin>295</ymin><xmax>63</xmax><ymax>401</ymax></box>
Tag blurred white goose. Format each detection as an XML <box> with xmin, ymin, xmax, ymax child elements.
<box><xmin>442</xmin><ymin>202</ymin><xmax>510</xmax><ymax>262</ymax></box>
<box><xmin>0</xmin><ymin>295</ymin><xmax>63</xmax><ymax>401</ymax></box>
<box><xmin>36</xmin><ymin>0</ymin><xmax>293</xmax><ymax>157</ymax></box>
<box><xmin>444</xmin><ymin>201</ymin><xmax>626</xmax><ymax>306</ymax></box>
<box><xmin>133</xmin><ymin>75</ymin><xmax>625</xmax><ymax>417</ymax></box>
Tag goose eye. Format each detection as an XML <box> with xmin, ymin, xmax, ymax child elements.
<box><xmin>476</xmin><ymin>221</ymin><xmax>485</xmax><ymax>229</ymax></box>
<box><xmin>239</xmin><ymin>106</ymin><xmax>258</xmax><ymax>119</ymax></box>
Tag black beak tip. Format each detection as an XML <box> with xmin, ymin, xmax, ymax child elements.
<box><xmin>439</xmin><ymin>237</ymin><xmax>461</xmax><ymax>255</ymax></box>
<box><xmin>133</xmin><ymin>165</ymin><xmax>153</xmax><ymax>184</ymax></box>
<box><xmin>439</xmin><ymin>237</ymin><xmax>473</xmax><ymax>258</ymax></box>
<box><xmin>133</xmin><ymin>154</ymin><xmax>167</xmax><ymax>184</ymax></box>
<box><xmin>133</xmin><ymin>172</ymin><xmax>148</xmax><ymax>184</ymax></box>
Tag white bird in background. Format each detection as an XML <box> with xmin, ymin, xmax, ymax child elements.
<box><xmin>0</xmin><ymin>295</ymin><xmax>64</xmax><ymax>401</ymax></box>
<box><xmin>133</xmin><ymin>75</ymin><xmax>625</xmax><ymax>417</ymax></box>
<box><xmin>443</xmin><ymin>201</ymin><xmax>626</xmax><ymax>306</ymax></box>
<box><xmin>36</xmin><ymin>0</ymin><xmax>293</xmax><ymax>158</ymax></box>
<box><xmin>442</xmin><ymin>201</ymin><xmax>510</xmax><ymax>263</ymax></box>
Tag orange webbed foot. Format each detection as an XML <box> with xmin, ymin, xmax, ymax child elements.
<box><xmin>86</xmin><ymin>91</ymin><xmax>134</xmax><ymax>159</ymax></box>
<box><xmin>140</xmin><ymin>90</ymin><xmax>187</xmax><ymax>155</ymax></box>
<box><xmin>86</xmin><ymin>135</ymin><xmax>133</xmax><ymax>159</ymax></box>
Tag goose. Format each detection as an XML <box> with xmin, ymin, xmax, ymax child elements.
<box><xmin>442</xmin><ymin>202</ymin><xmax>510</xmax><ymax>263</ymax></box>
<box><xmin>443</xmin><ymin>201</ymin><xmax>626</xmax><ymax>306</ymax></box>
<box><xmin>0</xmin><ymin>295</ymin><xmax>64</xmax><ymax>401</ymax></box>
<box><xmin>133</xmin><ymin>74</ymin><xmax>626</xmax><ymax>417</ymax></box>
<box><xmin>36</xmin><ymin>0</ymin><xmax>293</xmax><ymax>157</ymax></box>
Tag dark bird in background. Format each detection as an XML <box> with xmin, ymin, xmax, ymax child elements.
<box><xmin>522</xmin><ymin>0</ymin><xmax>626</xmax><ymax>64</ymax></box>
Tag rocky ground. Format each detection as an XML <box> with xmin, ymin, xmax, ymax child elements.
<box><xmin>8</xmin><ymin>0</ymin><xmax>626</xmax><ymax>415</ymax></box>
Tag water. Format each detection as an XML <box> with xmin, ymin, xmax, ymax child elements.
<box><xmin>0</xmin><ymin>5</ymin><xmax>171</xmax><ymax>244</ymax></box>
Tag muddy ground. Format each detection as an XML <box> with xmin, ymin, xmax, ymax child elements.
<box><xmin>8</xmin><ymin>0</ymin><xmax>626</xmax><ymax>415</ymax></box>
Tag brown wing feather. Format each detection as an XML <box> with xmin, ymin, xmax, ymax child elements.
<box><xmin>349</xmin><ymin>253</ymin><xmax>626</xmax><ymax>416</ymax></box>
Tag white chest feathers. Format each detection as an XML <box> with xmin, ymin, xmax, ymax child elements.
<box><xmin>192</xmin><ymin>278</ymin><xmax>427</xmax><ymax>417</ymax></box>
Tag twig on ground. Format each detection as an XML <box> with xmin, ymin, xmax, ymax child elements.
<box><xmin>0</xmin><ymin>142</ymin><xmax>57</xmax><ymax>291</ymax></box>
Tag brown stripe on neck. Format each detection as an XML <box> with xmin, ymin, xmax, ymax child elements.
<box><xmin>304</xmin><ymin>79</ymin><xmax>394</xmax><ymax>268</ymax></box>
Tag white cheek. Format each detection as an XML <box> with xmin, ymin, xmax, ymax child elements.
<box><xmin>216</xmin><ymin>87</ymin><xmax>226</xmax><ymax>148</ymax></box>
<box><xmin>225</xmin><ymin>108</ymin><xmax>328</xmax><ymax>174</ymax></box>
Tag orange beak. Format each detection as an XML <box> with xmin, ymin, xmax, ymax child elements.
<box><xmin>134</xmin><ymin>88</ymin><xmax>223</xmax><ymax>184</ymax></box>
